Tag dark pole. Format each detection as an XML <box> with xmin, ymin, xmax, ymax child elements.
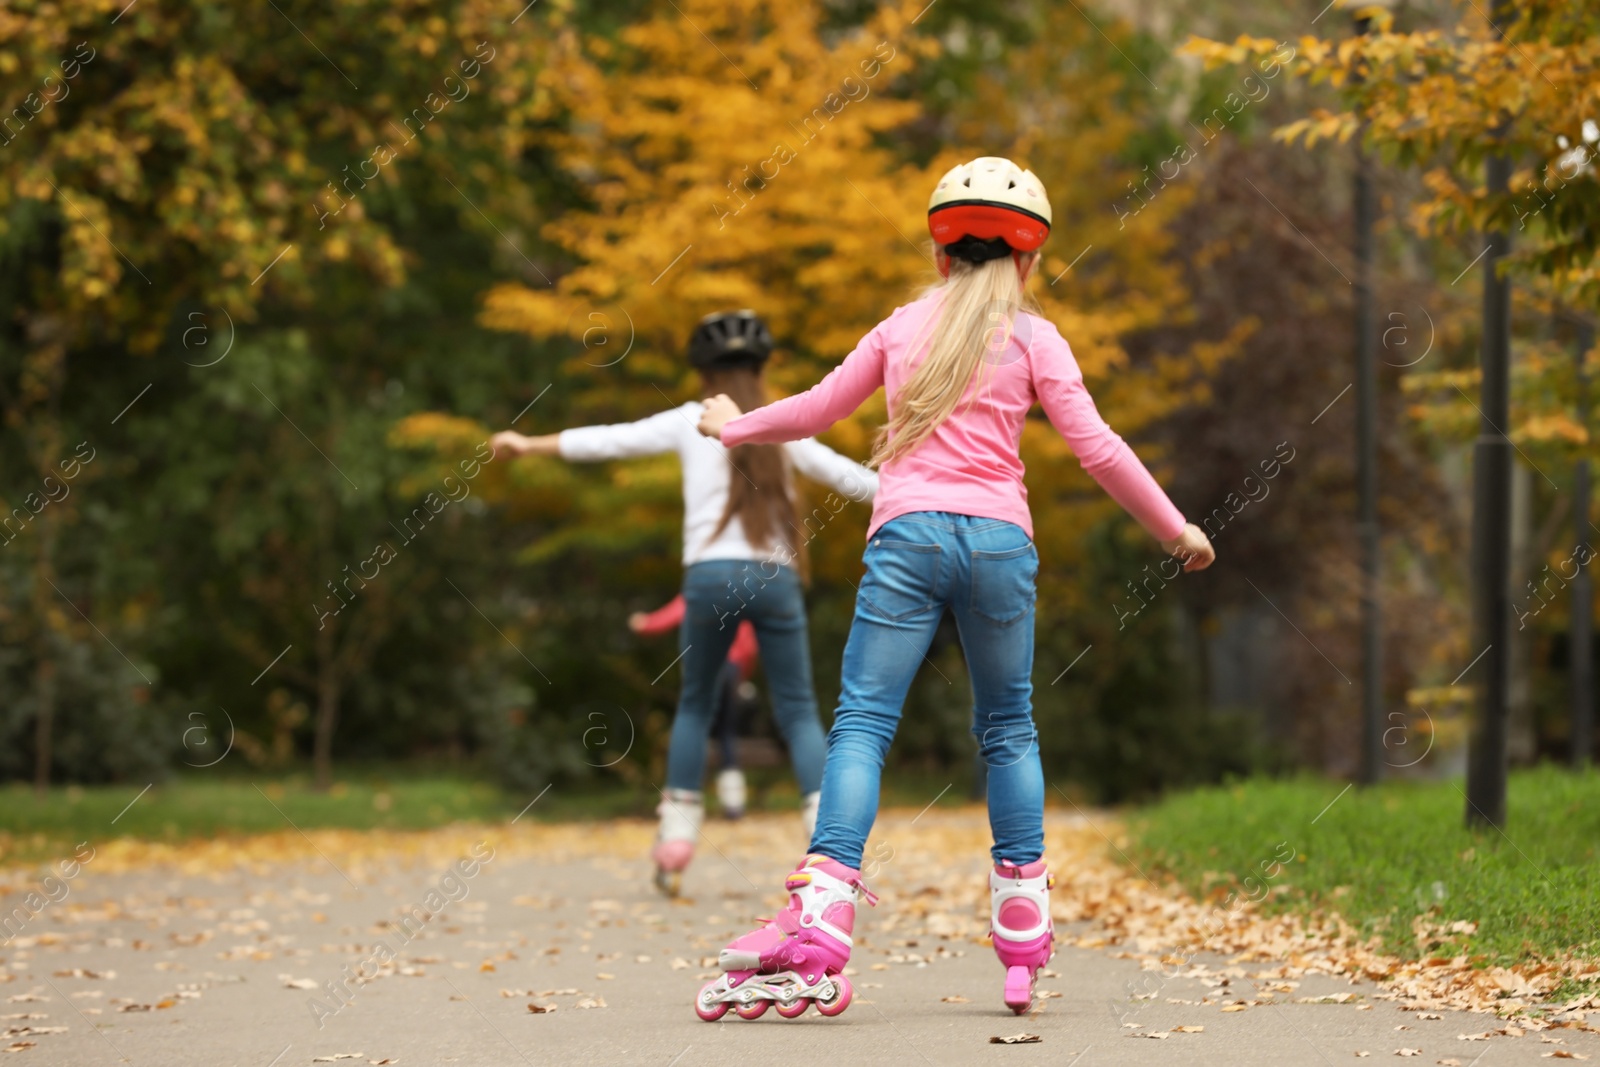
<box><xmin>1350</xmin><ymin>2</ymin><xmax>1385</xmax><ymax>786</ymax></box>
<box><xmin>1574</xmin><ymin>319</ymin><xmax>1596</xmax><ymax>770</ymax></box>
<box><xmin>1355</xmin><ymin>126</ymin><xmax>1382</xmax><ymax>785</ymax></box>
<box><xmin>1463</xmin><ymin>106</ymin><xmax>1515</xmax><ymax>829</ymax></box>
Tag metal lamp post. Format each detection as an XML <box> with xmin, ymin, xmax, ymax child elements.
<box><xmin>1463</xmin><ymin>0</ymin><xmax>1518</xmax><ymax>829</ymax></box>
<box><xmin>1349</xmin><ymin>0</ymin><xmax>1394</xmax><ymax>785</ymax></box>
<box><xmin>1573</xmin><ymin>316</ymin><xmax>1597</xmax><ymax>769</ymax></box>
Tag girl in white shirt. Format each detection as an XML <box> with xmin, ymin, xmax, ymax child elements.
<box><xmin>492</xmin><ymin>311</ymin><xmax>878</xmax><ymax>895</ymax></box>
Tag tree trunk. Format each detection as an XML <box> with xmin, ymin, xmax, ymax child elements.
<box><xmin>312</xmin><ymin>626</ymin><xmax>340</xmax><ymax>792</ymax></box>
<box><xmin>30</xmin><ymin>458</ymin><xmax>61</xmax><ymax>798</ymax></box>
<box><xmin>33</xmin><ymin>655</ymin><xmax>56</xmax><ymax>798</ymax></box>
<box><xmin>313</xmin><ymin>674</ymin><xmax>340</xmax><ymax>793</ymax></box>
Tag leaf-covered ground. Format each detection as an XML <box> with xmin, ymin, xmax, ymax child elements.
<box><xmin>2</xmin><ymin>806</ymin><xmax>1597</xmax><ymax>1064</ymax></box>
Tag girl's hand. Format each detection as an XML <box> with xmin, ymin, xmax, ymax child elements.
<box><xmin>697</xmin><ymin>394</ymin><xmax>743</xmax><ymax>440</ymax></box>
<box><xmin>489</xmin><ymin>430</ymin><xmax>531</xmax><ymax>459</ymax></box>
<box><xmin>1161</xmin><ymin>523</ymin><xmax>1215</xmax><ymax>572</ymax></box>
<box><xmin>490</xmin><ymin>430</ymin><xmax>561</xmax><ymax>459</ymax></box>
<box><xmin>627</xmin><ymin>612</ymin><xmax>649</xmax><ymax>633</ymax></box>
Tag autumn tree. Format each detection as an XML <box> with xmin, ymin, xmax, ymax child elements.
<box><xmin>1187</xmin><ymin>0</ymin><xmax>1599</xmax><ymax>820</ymax></box>
<box><xmin>0</xmin><ymin>0</ymin><xmax>559</xmax><ymax>788</ymax></box>
<box><xmin>394</xmin><ymin>0</ymin><xmax>1243</xmax><ymax>794</ymax></box>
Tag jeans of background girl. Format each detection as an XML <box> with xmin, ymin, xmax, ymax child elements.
<box><xmin>808</xmin><ymin>512</ymin><xmax>1043</xmax><ymax>868</ymax></box>
<box><xmin>666</xmin><ymin>560</ymin><xmax>826</xmax><ymax>795</ymax></box>
<box><xmin>711</xmin><ymin>660</ymin><xmax>743</xmax><ymax>771</ymax></box>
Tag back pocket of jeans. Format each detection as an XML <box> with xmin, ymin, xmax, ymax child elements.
<box><xmin>858</xmin><ymin>540</ymin><xmax>940</xmax><ymax>623</ymax></box>
<box><xmin>970</xmin><ymin>544</ymin><xmax>1037</xmax><ymax>625</ymax></box>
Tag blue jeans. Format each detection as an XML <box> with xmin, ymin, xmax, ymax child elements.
<box><xmin>809</xmin><ymin>512</ymin><xmax>1043</xmax><ymax>868</ymax></box>
<box><xmin>666</xmin><ymin>560</ymin><xmax>826</xmax><ymax>795</ymax></box>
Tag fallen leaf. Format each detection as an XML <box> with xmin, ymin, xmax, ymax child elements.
<box><xmin>1542</xmin><ymin>1053</ymin><xmax>1587</xmax><ymax>1060</ymax></box>
<box><xmin>941</xmin><ymin>995</ymin><xmax>970</xmax><ymax>1003</ymax></box>
<box><xmin>1134</xmin><ymin>1031</ymin><xmax>1171</xmax><ymax>1039</ymax></box>
<box><xmin>596</xmin><ymin>973</ymin><xmax>615</xmax><ymax>981</ymax></box>
<box><xmin>155</xmin><ymin>999</ymin><xmax>177</xmax><ymax>1010</ymax></box>
<box><xmin>1436</xmin><ymin>1059</ymin><xmax>1462</xmax><ymax>1066</ymax></box>
<box><xmin>3</xmin><ymin>1044</ymin><xmax>36</xmax><ymax>1054</ymax></box>
<box><xmin>669</xmin><ymin>958</ymin><xmax>691</xmax><ymax>971</ymax></box>
<box><xmin>989</xmin><ymin>1034</ymin><xmax>1041</xmax><ymax>1044</ymax></box>
<box><xmin>283</xmin><ymin>978</ymin><xmax>320</xmax><ymax>990</ymax></box>
<box><xmin>368</xmin><ymin>1061</ymin><xmax>397</xmax><ymax>1066</ymax></box>
<box><xmin>526</xmin><ymin>1004</ymin><xmax>557</xmax><ymax>1014</ymax></box>
<box><xmin>1222</xmin><ymin>1003</ymin><xmax>1249</xmax><ymax>1012</ymax></box>
<box><xmin>1173</xmin><ymin>1025</ymin><xmax>1205</xmax><ymax>1033</ymax></box>
<box><xmin>575</xmin><ymin>997</ymin><xmax>606</xmax><ymax>1009</ymax></box>
<box><xmin>311</xmin><ymin>1056</ymin><xmax>365</xmax><ymax>1063</ymax></box>
<box><xmin>1396</xmin><ymin>1051</ymin><xmax>1421</xmax><ymax>1058</ymax></box>
<box><xmin>1419</xmin><ymin>1013</ymin><xmax>1443</xmax><ymax>1021</ymax></box>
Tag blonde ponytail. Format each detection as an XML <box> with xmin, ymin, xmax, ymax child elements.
<box><xmin>871</xmin><ymin>254</ymin><xmax>1037</xmax><ymax>468</ymax></box>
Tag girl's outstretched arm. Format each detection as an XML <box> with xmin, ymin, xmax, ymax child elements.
<box><xmin>494</xmin><ymin>407</ymin><xmax>688</xmax><ymax>462</ymax></box>
<box><xmin>700</xmin><ymin>323</ymin><xmax>890</xmax><ymax>446</ymax></box>
<box><xmin>490</xmin><ymin>431</ymin><xmax>561</xmax><ymax>459</ymax></box>
<box><xmin>784</xmin><ymin>439</ymin><xmax>879</xmax><ymax>504</ymax></box>
<box><xmin>629</xmin><ymin>595</ymin><xmax>686</xmax><ymax>636</ymax></box>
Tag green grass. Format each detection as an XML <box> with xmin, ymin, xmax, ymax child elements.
<box><xmin>0</xmin><ymin>769</ymin><xmax>634</xmax><ymax>868</ymax></box>
<box><xmin>0</xmin><ymin>764</ymin><xmax>976</xmax><ymax>870</ymax></box>
<box><xmin>1126</xmin><ymin>765</ymin><xmax>1600</xmax><ymax>965</ymax></box>
<box><xmin>0</xmin><ymin>773</ymin><xmax>497</xmax><ymax>866</ymax></box>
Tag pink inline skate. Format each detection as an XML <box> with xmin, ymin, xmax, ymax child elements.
<box><xmin>651</xmin><ymin>789</ymin><xmax>702</xmax><ymax>897</ymax></box>
<box><xmin>695</xmin><ymin>855</ymin><xmax>877</xmax><ymax>1021</ymax></box>
<box><xmin>990</xmin><ymin>859</ymin><xmax>1055</xmax><ymax>1014</ymax></box>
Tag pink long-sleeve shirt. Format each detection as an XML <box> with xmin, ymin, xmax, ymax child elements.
<box><xmin>721</xmin><ymin>295</ymin><xmax>1186</xmax><ymax>543</ymax></box>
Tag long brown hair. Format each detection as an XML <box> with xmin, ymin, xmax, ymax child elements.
<box><xmin>702</xmin><ymin>365</ymin><xmax>807</xmax><ymax>577</ymax></box>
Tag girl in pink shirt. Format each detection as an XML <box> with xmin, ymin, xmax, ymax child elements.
<box><xmin>690</xmin><ymin>157</ymin><xmax>1214</xmax><ymax>1022</ymax></box>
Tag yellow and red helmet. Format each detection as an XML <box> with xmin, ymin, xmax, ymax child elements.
<box><xmin>927</xmin><ymin>156</ymin><xmax>1052</xmax><ymax>254</ymax></box>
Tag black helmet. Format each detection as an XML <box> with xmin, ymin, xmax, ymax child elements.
<box><xmin>687</xmin><ymin>310</ymin><xmax>773</xmax><ymax>369</ymax></box>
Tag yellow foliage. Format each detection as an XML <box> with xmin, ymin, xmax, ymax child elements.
<box><xmin>1186</xmin><ymin>2</ymin><xmax>1600</xmax><ymax>290</ymax></box>
<box><xmin>469</xmin><ymin>0</ymin><xmax>1230</xmax><ymax>587</ymax></box>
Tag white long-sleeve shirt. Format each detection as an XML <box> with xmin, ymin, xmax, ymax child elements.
<box><xmin>559</xmin><ymin>401</ymin><xmax>879</xmax><ymax>566</ymax></box>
